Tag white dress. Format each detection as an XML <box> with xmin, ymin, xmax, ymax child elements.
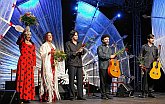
<box><xmin>39</xmin><ymin>42</ymin><xmax>61</xmax><ymax>102</ymax></box>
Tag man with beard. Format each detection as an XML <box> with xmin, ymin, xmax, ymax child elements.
<box><xmin>97</xmin><ymin>34</ymin><xmax>116</xmax><ymax>99</ymax></box>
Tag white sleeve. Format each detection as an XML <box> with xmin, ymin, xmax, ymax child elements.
<box><xmin>40</xmin><ymin>44</ymin><xmax>48</xmax><ymax>59</ymax></box>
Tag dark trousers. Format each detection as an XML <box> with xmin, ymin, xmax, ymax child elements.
<box><xmin>68</xmin><ymin>65</ymin><xmax>83</xmax><ymax>98</ymax></box>
<box><xmin>99</xmin><ymin>69</ymin><xmax>112</xmax><ymax>97</ymax></box>
<box><xmin>142</xmin><ymin>69</ymin><xmax>155</xmax><ymax>95</ymax></box>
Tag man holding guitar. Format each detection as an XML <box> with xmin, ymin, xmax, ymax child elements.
<box><xmin>139</xmin><ymin>34</ymin><xmax>158</xmax><ymax>98</ymax></box>
<box><xmin>97</xmin><ymin>34</ymin><xmax>116</xmax><ymax>99</ymax></box>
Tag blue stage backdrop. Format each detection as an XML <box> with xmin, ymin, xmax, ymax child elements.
<box><xmin>0</xmin><ymin>0</ymin><xmax>65</xmax><ymax>88</ymax></box>
<box><xmin>152</xmin><ymin>0</ymin><xmax>165</xmax><ymax>73</ymax></box>
<box><xmin>0</xmin><ymin>0</ymin><xmax>130</xmax><ymax>90</ymax></box>
<box><xmin>75</xmin><ymin>1</ymin><xmax>130</xmax><ymax>87</ymax></box>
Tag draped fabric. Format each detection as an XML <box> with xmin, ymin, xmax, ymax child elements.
<box><xmin>40</xmin><ymin>42</ymin><xmax>61</xmax><ymax>102</ymax></box>
<box><xmin>152</xmin><ymin>0</ymin><xmax>165</xmax><ymax>73</ymax></box>
<box><xmin>0</xmin><ymin>0</ymin><xmax>65</xmax><ymax>88</ymax></box>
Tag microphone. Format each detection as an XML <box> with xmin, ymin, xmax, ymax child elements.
<box><xmin>142</xmin><ymin>14</ymin><xmax>151</xmax><ymax>18</ymax></box>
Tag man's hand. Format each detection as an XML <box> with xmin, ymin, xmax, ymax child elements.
<box><xmin>139</xmin><ymin>64</ymin><xmax>146</xmax><ymax>71</ymax></box>
<box><xmin>111</xmin><ymin>54</ymin><xmax>116</xmax><ymax>59</ymax></box>
<box><xmin>76</xmin><ymin>47</ymin><xmax>84</xmax><ymax>53</ymax></box>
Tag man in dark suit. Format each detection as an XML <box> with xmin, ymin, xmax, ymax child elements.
<box><xmin>65</xmin><ymin>30</ymin><xmax>86</xmax><ymax>100</ymax></box>
<box><xmin>139</xmin><ymin>34</ymin><xmax>158</xmax><ymax>98</ymax></box>
<box><xmin>97</xmin><ymin>34</ymin><xmax>116</xmax><ymax>99</ymax></box>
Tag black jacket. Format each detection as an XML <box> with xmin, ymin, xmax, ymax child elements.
<box><xmin>139</xmin><ymin>44</ymin><xmax>158</xmax><ymax>68</ymax></box>
<box><xmin>65</xmin><ymin>41</ymin><xmax>85</xmax><ymax>67</ymax></box>
<box><xmin>97</xmin><ymin>44</ymin><xmax>112</xmax><ymax>70</ymax></box>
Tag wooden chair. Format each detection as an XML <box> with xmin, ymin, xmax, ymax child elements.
<box><xmin>11</xmin><ymin>69</ymin><xmax>17</xmax><ymax>81</ymax></box>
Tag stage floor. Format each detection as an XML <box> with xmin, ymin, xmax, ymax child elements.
<box><xmin>30</xmin><ymin>93</ymin><xmax>165</xmax><ymax>104</ymax></box>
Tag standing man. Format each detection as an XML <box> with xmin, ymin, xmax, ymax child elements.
<box><xmin>139</xmin><ymin>34</ymin><xmax>158</xmax><ymax>98</ymax></box>
<box><xmin>65</xmin><ymin>30</ymin><xmax>86</xmax><ymax>100</ymax></box>
<box><xmin>97</xmin><ymin>34</ymin><xmax>116</xmax><ymax>99</ymax></box>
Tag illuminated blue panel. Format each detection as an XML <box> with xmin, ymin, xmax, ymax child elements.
<box><xmin>0</xmin><ymin>0</ymin><xmax>65</xmax><ymax>88</ymax></box>
<box><xmin>19</xmin><ymin>0</ymin><xmax>39</xmax><ymax>9</ymax></box>
<box><xmin>152</xmin><ymin>0</ymin><xmax>165</xmax><ymax>73</ymax></box>
<box><xmin>75</xmin><ymin>1</ymin><xmax>130</xmax><ymax>87</ymax></box>
<box><xmin>77</xmin><ymin>2</ymin><xmax>99</xmax><ymax>18</ymax></box>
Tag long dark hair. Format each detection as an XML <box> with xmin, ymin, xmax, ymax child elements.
<box><xmin>43</xmin><ymin>32</ymin><xmax>53</xmax><ymax>43</ymax></box>
<box><xmin>69</xmin><ymin>30</ymin><xmax>78</xmax><ymax>40</ymax></box>
<box><xmin>147</xmin><ymin>34</ymin><xmax>154</xmax><ymax>39</ymax></box>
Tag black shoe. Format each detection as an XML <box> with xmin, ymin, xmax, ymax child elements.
<box><xmin>106</xmin><ymin>95</ymin><xmax>113</xmax><ymax>99</ymax></box>
<box><xmin>77</xmin><ymin>97</ymin><xmax>86</xmax><ymax>100</ymax></box>
<box><xmin>101</xmin><ymin>96</ymin><xmax>108</xmax><ymax>100</ymax></box>
<box><xmin>139</xmin><ymin>94</ymin><xmax>146</xmax><ymax>98</ymax></box>
<box><xmin>23</xmin><ymin>100</ymin><xmax>30</xmax><ymax>103</ymax></box>
<box><xmin>69</xmin><ymin>97</ymin><xmax>76</xmax><ymax>101</ymax></box>
<box><xmin>148</xmin><ymin>94</ymin><xmax>156</xmax><ymax>98</ymax></box>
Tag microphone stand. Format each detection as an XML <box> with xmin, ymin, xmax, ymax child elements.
<box><xmin>91</xmin><ymin>60</ymin><xmax>99</xmax><ymax>98</ymax></box>
<box><xmin>142</xmin><ymin>14</ymin><xmax>165</xmax><ymax>19</ymax></box>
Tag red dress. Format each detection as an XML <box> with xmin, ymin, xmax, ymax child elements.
<box><xmin>16</xmin><ymin>35</ymin><xmax>36</xmax><ymax>101</ymax></box>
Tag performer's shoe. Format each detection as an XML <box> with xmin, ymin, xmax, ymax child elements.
<box><xmin>106</xmin><ymin>95</ymin><xmax>113</xmax><ymax>99</ymax></box>
<box><xmin>22</xmin><ymin>100</ymin><xmax>30</xmax><ymax>103</ymax></box>
<box><xmin>139</xmin><ymin>94</ymin><xmax>146</xmax><ymax>98</ymax></box>
<box><xmin>148</xmin><ymin>94</ymin><xmax>156</xmax><ymax>98</ymax></box>
<box><xmin>69</xmin><ymin>97</ymin><xmax>76</xmax><ymax>101</ymax></box>
<box><xmin>77</xmin><ymin>97</ymin><xmax>86</xmax><ymax>100</ymax></box>
<box><xmin>101</xmin><ymin>96</ymin><xmax>108</xmax><ymax>100</ymax></box>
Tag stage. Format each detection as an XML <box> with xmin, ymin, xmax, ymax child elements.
<box><xmin>29</xmin><ymin>93</ymin><xmax>165</xmax><ymax>104</ymax></box>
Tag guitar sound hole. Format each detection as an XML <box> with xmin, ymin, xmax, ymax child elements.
<box><xmin>113</xmin><ymin>70</ymin><xmax>118</xmax><ymax>72</ymax></box>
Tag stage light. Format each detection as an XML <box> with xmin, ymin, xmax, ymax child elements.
<box><xmin>111</xmin><ymin>13</ymin><xmax>122</xmax><ymax>23</ymax></box>
<box><xmin>117</xmin><ymin>14</ymin><xmax>121</xmax><ymax>18</ymax></box>
<box><xmin>19</xmin><ymin>0</ymin><xmax>39</xmax><ymax>9</ymax></box>
<box><xmin>75</xmin><ymin>6</ymin><xmax>78</xmax><ymax>11</ymax></box>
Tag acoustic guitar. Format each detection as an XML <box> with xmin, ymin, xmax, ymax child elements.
<box><xmin>108</xmin><ymin>47</ymin><xmax>125</xmax><ymax>78</ymax></box>
<box><xmin>149</xmin><ymin>45</ymin><xmax>161</xmax><ymax>79</ymax></box>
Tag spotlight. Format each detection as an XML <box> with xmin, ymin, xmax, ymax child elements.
<box><xmin>111</xmin><ymin>13</ymin><xmax>122</xmax><ymax>23</ymax></box>
<box><xmin>75</xmin><ymin>6</ymin><xmax>78</xmax><ymax>10</ymax></box>
<box><xmin>117</xmin><ymin>14</ymin><xmax>121</xmax><ymax>18</ymax></box>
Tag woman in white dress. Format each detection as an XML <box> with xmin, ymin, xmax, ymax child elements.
<box><xmin>39</xmin><ymin>32</ymin><xmax>61</xmax><ymax>103</ymax></box>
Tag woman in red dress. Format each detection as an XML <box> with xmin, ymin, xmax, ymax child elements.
<box><xmin>16</xmin><ymin>29</ymin><xmax>36</xmax><ymax>103</ymax></box>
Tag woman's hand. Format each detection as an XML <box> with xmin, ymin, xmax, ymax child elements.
<box><xmin>33</xmin><ymin>66</ymin><xmax>36</xmax><ymax>71</ymax></box>
<box><xmin>57</xmin><ymin>57</ymin><xmax>62</xmax><ymax>62</ymax></box>
<box><xmin>48</xmin><ymin>50</ymin><xmax>56</xmax><ymax>55</ymax></box>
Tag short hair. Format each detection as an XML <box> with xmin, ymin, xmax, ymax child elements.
<box><xmin>70</xmin><ymin>30</ymin><xmax>78</xmax><ymax>39</ymax></box>
<box><xmin>147</xmin><ymin>34</ymin><xmax>154</xmax><ymax>39</ymax></box>
<box><xmin>101</xmin><ymin>34</ymin><xmax>110</xmax><ymax>42</ymax></box>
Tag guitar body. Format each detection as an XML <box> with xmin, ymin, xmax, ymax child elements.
<box><xmin>149</xmin><ymin>61</ymin><xmax>161</xmax><ymax>79</ymax></box>
<box><xmin>108</xmin><ymin>59</ymin><xmax>121</xmax><ymax>78</ymax></box>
